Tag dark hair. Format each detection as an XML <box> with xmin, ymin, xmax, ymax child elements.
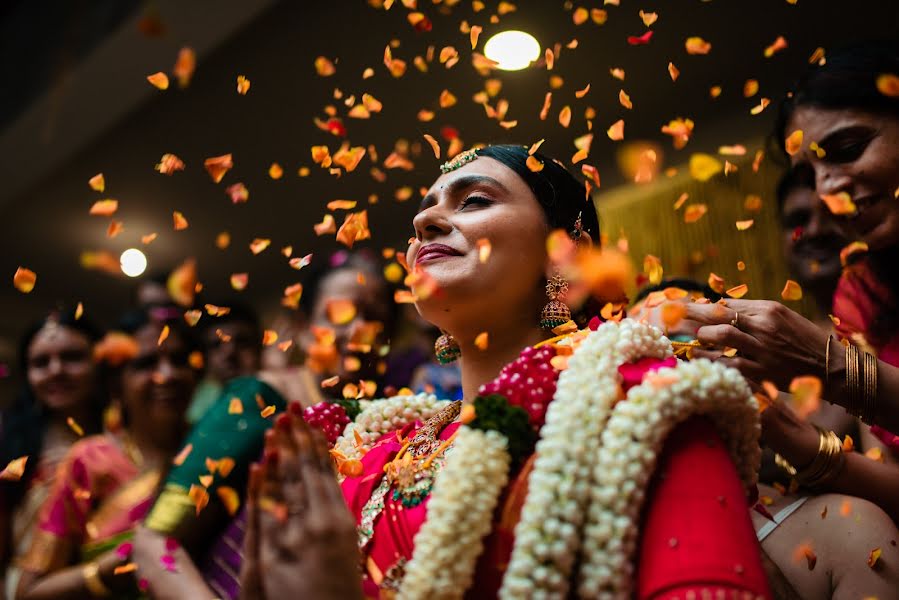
<box><xmin>634</xmin><ymin>277</ymin><xmax>722</xmax><ymax>305</ymax></box>
<box><xmin>476</xmin><ymin>145</ymin><xmax>600</xmax><ymax>241</ymax></box>
<box><xmin>773</xmin><ymin>40</ymin><xmax>899</xmax><ymax>156</ymax></box>
<box><xmin>0</xmin><ymin>308</ymin><xmax>105</xmax><ymax>511</ymax></box>
<box><xmin>117</xmin><ymin>305</ymin><xmax>201</xmax><ymax>354</ymax></box>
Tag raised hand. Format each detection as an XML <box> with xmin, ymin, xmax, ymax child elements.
<box><xmin>241</xmin><ymin>405</ymin><xmax>363</xmax><ymax>600</ymax></box>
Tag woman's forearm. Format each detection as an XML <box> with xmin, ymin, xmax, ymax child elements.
<box><xmin>825</xmin><ymin>345</ymin><xmax>899</xmax><ymax>434</ymax></box>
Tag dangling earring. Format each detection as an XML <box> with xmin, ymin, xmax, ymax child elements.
<box><xmin>540</xmin><ymin>270</ymin><xmax>572</xmax><ymax>329</ymax></box>
<box><xmin>434</xmin><ymin>331</ymin><xmax>461</xmax><ymax>364</ymax></box>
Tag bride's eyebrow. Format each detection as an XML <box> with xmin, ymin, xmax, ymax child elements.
<box><xmin>418</xmin><ymin>175</ymin><xmax>509</xmax><ymax>212</ymax></box>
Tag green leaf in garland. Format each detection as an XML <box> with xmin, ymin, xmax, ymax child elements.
<box><xmin>334</xmin><ymin>398</ymin><xmax>361</xmax><ymax>421</ymax></box>
<box><xmin>467</xmin><ymin>394</ymin><xmax>537</xmax><ymax>466</ymax></box>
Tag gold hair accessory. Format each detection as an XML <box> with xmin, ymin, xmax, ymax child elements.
<box><xmin>572</xmin><ymin>211</ymin><xmax>583</xmax><ymax>243</ymax></box>
<box><xmin>82</xmin><ymin>561</ymin><xmax>112</xmax><ymax>597</ymax></box>
<box><xmin>440</xmin><ymin>148</ymin><xmax>479</xmax><ymax>174</ymax></box>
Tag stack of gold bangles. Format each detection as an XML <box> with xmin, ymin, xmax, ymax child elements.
<box><xmin>794</xmin><ymin>426</ymin><xmax>846</xmax><ymax>488</ymax></box>
<box><xmin>844</xmin><ymin>342</ymin><xmax>879</xmax><ymax>424</ymax></box>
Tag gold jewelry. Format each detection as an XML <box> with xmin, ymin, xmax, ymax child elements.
<box><xmin>434</xmin><ymin>331</ymin><xmax>461</xmax><ymax>364</ymax></box>
<box><xmin>540</xmin><ymin>270</ymin><xmax>571</xmax><ymax>329</ymax></box>
<box><xmin>82</xmin><ymin>561</ymin><xmax>111</xmax><ymax>597</ymax></box>
<box><xmin>729</xmin><ymin>311</ymin><xmax>740</xmax><ymax>329</ymax></box>
<box><xmin>824</xmin><ymin>336</ymin><xmax>832</xmax><ymax>386</ymax></box>
<box><xmin>440</xmin><ymin>148</ymin><xmax>479</xmax><ymax>173</ymax></box>
<box><xmin>794</xmin><ymin>426</ymin><xmax>845</xmax><ymax>488</ymax></box>
<box><xmin>862</xmin><ymin>350</ymin><xmax>878</xmax><ymax>424</ymax></box>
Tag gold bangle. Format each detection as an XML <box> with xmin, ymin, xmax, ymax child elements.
<box><xmin>861</xmin><ymin>350</ymin><xmax>878</xmax><ymax>424</ymax></box>
<box><xmin>795</xmin><ymin>427</ymin><xmax>845</xmax><ymax>488</ymax></box>
<box><xmin>82</xmin><ymin>561</ymin><xmax>112</xmax><ymax>598</ymax></box>
<box><xmin>845</xmin><ymin>344</ymin><xmax>861</xmax><ymax>418</ymax></box>
<box><xmin>825</xmin><ymin>336</ymin><xmax>832</xmax><ymax>386</ymax></box>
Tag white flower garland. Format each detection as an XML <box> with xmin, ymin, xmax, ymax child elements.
<box><xmin>398</xmin><ymin>427</ymin><xmax>510</xmax><ymax>600</ymax></box>
<box><xmin>334</xmin><ymin>393</ymin><xmax>447</xmax><ymax>462</ymax></box>
<box><xmin>500</xmin><ymin>320</ymin><xmax>671</xmax><ymax>599</ymax></box>
<box><xmin>577</xmin><ymin>358</ymin><xmax>760</xmax><ymax>598</ymax></box>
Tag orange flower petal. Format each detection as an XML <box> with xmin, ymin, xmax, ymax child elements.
<box><xmin>89</xmin><ymin>173</ymin><xmax>105</xmax><ymax>193</ymax></box>
<box><xmin>785</xmin><ymin>129</ymin><xmax>803</xmax><ymax>156</ymax></box>
<box><xmin>876</xmin><ymin>73</ymin><xmax>899</xmax><ymax>97</ymax></box>
<box><xmin>526</xmin><ymin>155</ymin><xmax>544</xmax><ymax>172</ymax></box>
<box><xmin>820</xmin><ymin>192</ymin><xmax>857</xmax><ymax>216</ymax></box>
<box><xmin>236</xmin><ymin>75</ymin><xmax>250</xmax><ymax>95</ymax></box>
<box><xmin>606</xmin><ymin>119</ymin><xmax>624</xmax><ymax>141</ymax></box>
<box><xmin>474</xmin><ymin>332</ymin><xmax>489</xmax><ymax>350</ymax></box>
<box><xmin>788</xmin><ymin>375</ymin><xmax>822</xmax><ymax>419</ymax></box>
<box><xmin>575</xmin><ymin>83</ymin><xmax>590</xmax><ymax>98</ymax></box>
<box><xmin>262</xmin><ymin>330</ymin><xmax>279</xmax><ymax>346</ymax></box>
<box><xmin>867</xmin><ymin>547</ymin><xmax>883</xmax><ymax>569</ymax></box>
<box><xmin>439</xmin><ymin>89</ymin><xmax>457</xmax><ymax>108</ymax></box>
<box><xmin>726</xmin><ymin>284</ymin><xmax>749</xmax><ymax>299</ymax></box>
<box><xmin>685</xmin><ymin>37</ymin><xmax>712</xmax><ymax>55</ymax></box>
<box><xmin>477</xmin><ymin>239</ymin><xmax>491</xmax><ymax>263</ymax></box>
<box><xmin>90</xmin><ymin>199</ymin><xmax>118</xmax><ymax>217</ymax></box>
<box><xmin>661</xmin><ymin>302</ymin><xmax>687</xmax><ymax>329</ymax></box>
<box><xmin>764</xmin><ymin>36</ymin><xmax>788</xmax><ymax>58</ymax></box>
<box><xmin>67</xmin><ymin>417</ymin><xmax>84</xmax><ymax>437</ymax></box>
<box><xmin>839</xmin><ymin>241</ymin><xmax>868</xmax><ymax>266</ymax></box>
<box><xmin>314</xmin><ymin>56</ymin><xmax>336</xmax><ymax>77</ymax></box>
<box><xmin>470</xmin><ymin>25</ymin><xmax>482</xmax><ymax>50</ymax></box>
<box><xmin>689</xmin><ymin>153</ymin><xmax>721</xmax><ymax>181</ymax></box>
<box><xmin>172</xmin><ymin>211</ymin><xmax>189</xmax><ymax>231</ymax></box>
<box><xmin>618</xmin><ymin>89</ymin><xmax>633</xmax><ymax>109</ymax></box>
<box><xmin>230</xmin><ymin>273</ymin><xmax>248</xmax><ymax>291</ymax></box>
<box><xmin>204</xmin><ymin>154</ymin><xmax>233</xmax><ymax>183</ymax></box>
<box><xmin>156</xmin><ymin>153</ymin><xmax>185</xmax><ymax>175</ymax></box>
<box><xmin>173</xmin><ymin>444</ymin><xmax>193</xmax><ymax>466</ymax></box>
<box><xmin>423</xmin><ymin>134</ymin><xmax>441</xmax><ymax>159</ymax></box>
<box><xmin>668</xmin><ymin>62</ymin><xmax>680</xmax><ymax>81</ymax></box>
<box><xmin>260</xmin><ymin>405</ymin><xmax>276</xmax><ymax>419</ymax></box>
<box><xmin>326</xmin><ymin>299</ymin><xmax>357</xmax><ymax>325</ymax></box>
<box><xmin>147</xmin><ymin>72</ymin><xmax>169</xmax><ymax>90</ymax></box>
<box><xmin>781</xmin><ymin>280</ymin><xmax>803</xmax><ymax>301</ymax></box>
<box><xmin>0</xmin><ymin>456</ymin><xmax>28</xmax><ymax>481</ymax></box>
<box><xmin>683</xmin><ymin>204</ymin><xmax>707</xmax><ymax>223</ymax></box>
<box><xmin>217</xmin><ymin>486</ymin><xmax>240</xmax><ymax>516</ymax></box>
<box><xmin>558</xmin><ymin>105</ymin><xmax>572</xmax><ymax>128</ymax></box>
<box><xmin>13</xmin><ymin>267</ymin><xmax>36</xmax><ymax>294</ymax></box>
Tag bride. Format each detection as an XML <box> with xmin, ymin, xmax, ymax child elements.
<box><xmin>236</xmin><ymin>145</ymin><xmax>770</xmax><ymax>599</ymax></box>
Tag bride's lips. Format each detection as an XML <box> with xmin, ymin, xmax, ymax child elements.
<box><xmin>416</xmin><ymin>243</ymin><xmax>463</xmax><ymax>265</ymax></box>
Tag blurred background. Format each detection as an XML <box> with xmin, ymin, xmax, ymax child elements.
<box><xmin>1</xmin><ymin>0</ymin><xmax>897</xmax><ymax>396</ymax></box>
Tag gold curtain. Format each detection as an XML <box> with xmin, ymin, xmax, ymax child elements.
<box><xmin>595</xmin><ymin>152</ymin><xmax>817</xmax><ymax>317</ymax></box>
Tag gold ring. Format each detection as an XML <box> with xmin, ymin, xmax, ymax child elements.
<box><xmin>730</xmin><ymin>312</ymin><xmax>740</xmax><ymax>329</ymax></box>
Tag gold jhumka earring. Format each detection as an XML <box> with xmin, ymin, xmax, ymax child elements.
<box><xmin>539</xmin><ymin>212</ymin><xmax>583</xmax><ymax>329</ymax></box>
<box><xmin>434</xmin><ymin>331</ymin><xmax>461</xmax><ymax>364</ymax></box>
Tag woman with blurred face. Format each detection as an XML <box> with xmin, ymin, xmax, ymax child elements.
<box><xmin>14</xmin><ymin>308</ymin><xmax>199</xmax><ymax>600</ymax></box>
<box><xmin>1</xmin><ymin>310</ymin><xmax>104</xmax><ymax>599</ymax></box>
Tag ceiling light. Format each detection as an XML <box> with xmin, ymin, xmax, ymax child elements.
<box><xmin>483</xmin><ymin>30</ymin><xmax>541</xmax><ymax>71</ymax></box>
<box><xmin>120</xmin><ymin>248</ymin><xmax>147</xmax><ymax>278</ymax></box>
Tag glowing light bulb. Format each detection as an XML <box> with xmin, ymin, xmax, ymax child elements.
<box><xmin>483</xmin><ymin>30</ymin><xmax>541</xmax><ymax>71</ymax></box>
<box><xmin>120</xmin><ymin>248</ymin><xmax>147</xmax><ymax>277</ymax></box>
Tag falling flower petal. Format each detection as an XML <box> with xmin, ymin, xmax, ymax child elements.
<box><xmin>262</xmin><ymin>330</ymin><xmax>279</xmax><ymax>346</ymax></box>
<box><xmin>216</xmin><ymin>232</ymin><xmax>231</xmax><ymax>250</ymax></box>
<box><xmin>327</xmin><ymin>299</ymin><xmax>357</xmax><ymax>325</ymax></box>
<box><xmin>793</xmin><ymin>544</ymin><xmax>817</xmax><ymax>570</ymax></box>
<box><xmin>315</xmin><ymin>56</ymin><xmax>336</xmax><ymax>76</ymax></box>
<box><xmin>90</xmin><ymin>199</ymin><xmax>118</xmax><ymax>217</ymax></box>
<box><xmin>423</xmin><ymin>134</ymin><xmax>441</xmax><ymax>159</ymax></box>
<box><xmin>147</xmin><ymin>72</ymin><xmax>169</xmax><ymax>90</ymax></box>
<box><xmin>474</xmin><ymin>332</ymin><xmax>489</xmax><ymax>350</ymax></box>
<box><xmin>470</xmin><ymin>25</ymin><xmax>482</xmax><ymax>49</ymax></box>
<box><xmin>226</xmin><ymin>183</ymin><xmax>249</xmax><ymax>204</ymax></box>
<box><xmin>619</xmin><ymin>89</ymin><xmax>632</xmax><ymax>109</ymax></box>
<box><xmin>439</xmin><ymin>89</ymin><xmax>457</xmax><ymax>108</ymax></box>
<box><xmin>726</xmin><ymin>284</ymin><xmax>749</xmax><ymax>299</ymax></box>
<box><xmin>736</xmin><ymin>219</ymin><xmax>754</xmax><ymax>231</ymax></box>
<box><xmin>668</xmin><ymin>62</ymin><xmax>679</xmax><ymax>81</ymax></box>
<box><xmin>249</xmin><ymin>238</ymin><xmax>271</xmax><ymax>255</ymax></box>
<box><xmin>526</xmin><ymin>155</ymin><xmax>544</xmax><ymax>172</ymax></box>
<box><xmin>314</xmin><ymin>214</ymin><xmax>336</xmax><ymax>236</ymax></box>
<box><xmin>575</xmin><ymin>84</ymin><xmax>591</xmax><ymax>98</ymax></box>
<box><xmin>204</xmin><ymin>154</ymin><xmax>233</xmax><ymax>183</ymax></box>
<box><xmin>89</xmin><ymin>173</ymin><xmax>105</xmax><ymax>192</ymax></box>
<box><xmin>217</xmin><ymin>486</ymin><xmax>240</xmax><ymax>516</ymax></box>
<box><xmin>230</xmin><ymin>273</ymin><xmax>248</xmax><ymax>291</ymax></box>
<box><xmin>156</xmin><ymin>153</ymin><xmax>185</xmax><ymax>175</ymax></box>
<box><xmin>173</xmin><ymin>47</ymin><xmax>196</xmax><ymax>88</ymax></box>
<box><xmin>236</xmin><ymin>75</ymin><xmax>250</xmax><ymax>95</ymax></box>
<box><xmin>764</xmin><ymin>36</ymin><xmax>788</xmax><ymax>58</ymax></box>
<box><xmin>788</xmin><ymin>376</ymin><xmax>821</xmax><ymax>419</ymax></box>
<box><xmin>785</xmin><ymin>130</ymin><xmax>803</xmax><ymax>156</ymax></box>
<box><xmin>477</xmin><ymin>239</ymin><xmax>491</xmax><ymax>263</ymax></box>
<box><xmin>661</xmin><ymin>118</ymin><xmax>694</xmax><ymax>149</ymax></box>
<box><xmin>268</xmin><ymin>163</ymin><xmax>283</xmax><ymax>179</ymax></box>
<box><xmin>607</xmin><ymin>119</ymin><xmax>624</xmax><ymax>141</ymax></box>
<box><xmin>582</xmin><ymin>164</ymin><xmax>601</xmax><ymax>188</ymax></box>
<box><xmin>13</xmin><ymin>267</ymin><xmax>36</xmax><ymax>293</ymax></box>
<box><xmin>0</xmin><ymin>456</ymin><xmax>27</xmax><ymax>481</ymax></box>
<box><xmin>639</xmin><ymin>10</ymin><xmax>658</xmax><ymax>27</ymax></box>
<box><xmin>67</xmin><ymin>417</ymin><xmax>84</xmax><ymax>436</ymax></box>
<box><xmin>840</xmin><ymin>241</ymin><xmax>868</xmax><ymax>266</ymax></box>
<box><xmin>327</xmin><ymin>200</ymin><xmax>357</xmax><ymax>211</ymax></box>
<box><xmin>876</xmin><ymin>73</ymin><xmax>899</xmax><ymax>97</ymax></box>
<box><xmin>685</xmin><ymin>37</ymin><xmax>711</xmax><ymax>55</ymax></box>
<box><xmin>610</xmin><ymin>68</ymin><xmax>625</xmax><ymax>80</ymax></box>
<box><xmin>627</xmin><ymin>31</ymin><xmax>653</xmax><ymax>46</ymax></box>
<box><xmin>689</xmin><ymin>153</ymin><xmax>722</xmax><ymax>181</ymax></box>
<box><xmin>683</xmin><ymin>204</ymin><xmax>708</xmax><ymax>223</ymax></box>
<box><xmin>661</xmin><ymin>302</ymin><xmax>687</xmax><ymax>329</ymax></box>
<box><xmin>289</xmin><ymin>254</ymin><xmax>313</xmax><ymax>270</ymax></box>
<box><xmin>708</xmin><ymin>273</ymin><xmax>726</xmax><ymax>294</ymax></box>
<box><xmin>820</xmin><ymin>192</ymin><xmax>857</xmax><ymax>215</ymax></box>
<box><xmin>173</xmin><ymin>211</ymin><xmax>189</xmax><ymax>231</ymax></box>
<box><xmin>781</xmin><ymin>280</ymin><xmax>803</xmax><ymax>301</ymax></box>
<box><xmin>867</xmin><ymin>547</ymin><xmax>883</xmax><ymax>569</ymax></box>
<box><xmin>558</xmin><ymin>105</ymin><xmax>572</xmax><ymax>128</ymax></box>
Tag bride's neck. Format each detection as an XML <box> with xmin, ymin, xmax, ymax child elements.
<box><xmin>455</xmin><ymin>322</ymin><xmax>546</xmax><ymax>402</ymax></box>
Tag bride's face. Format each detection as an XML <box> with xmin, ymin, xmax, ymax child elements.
<box><xmin>406</xmin><ymin>157</ymin><xmax>549</xmax><ymax>332</ymax></box>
